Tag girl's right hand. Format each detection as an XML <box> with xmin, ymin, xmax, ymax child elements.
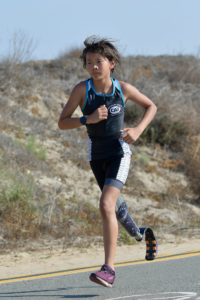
<box><xmin>87</xmin><ymin>105</ymin><xmax>108</xmax><ymax>124</ymax></box>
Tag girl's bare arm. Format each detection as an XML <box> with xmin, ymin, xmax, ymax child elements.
<box><xmin>58</xmin><ymin>82</ymin><xmax>86</xmax><ymax>130</ymax></box>
<box><xmin>58</xmin><ymin>81</ymin><xmax>108</xmax><ymax>130</ymax></box>
<box><xmin>119</xmin><ymin>81</ymin><xmax>157</xmax><ymax>144</ymax></box>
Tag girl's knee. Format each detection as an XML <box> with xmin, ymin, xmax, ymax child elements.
<box><xmin>100</xmin><ymin>196</ymin><xmax>115</xmax><ymax>218</ymax></box>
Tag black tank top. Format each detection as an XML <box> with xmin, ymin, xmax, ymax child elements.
<box><xmin>82</xmin><ymin>78</ymin><xmax>131</xmax><ymax>161</ymax></box>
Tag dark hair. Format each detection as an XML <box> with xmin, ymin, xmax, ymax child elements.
<box><xmin>80</xmin><ymin>36</ymin><xmax>121</xmax><ymax>73</ymax></box>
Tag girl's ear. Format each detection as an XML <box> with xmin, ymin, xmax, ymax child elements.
<box><xmin>110</xmin><ymin>60</ymin><xmax>115</xmax><ymax>71</ymax></box>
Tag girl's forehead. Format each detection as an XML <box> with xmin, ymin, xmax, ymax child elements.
<box><xmin>86</xmin><ymin>52</ymin><xmax>106</xmax><ymax>61</ymax></box>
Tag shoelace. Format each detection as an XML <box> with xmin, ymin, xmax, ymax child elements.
<box><xmin>101</xmin><ymin>266</ymin><xmax>108</xmax><ymax>273</ymax></box>
<box><xmin>101</xmin><ymin>265</ymin><xmax>114</xmax><ymax>275</ymax></box>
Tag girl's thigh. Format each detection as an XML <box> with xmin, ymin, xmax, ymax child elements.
<box><xmin>90</xmin><ymin>159</ymin><xmax>106</xmax><ymax>191</ymax></box>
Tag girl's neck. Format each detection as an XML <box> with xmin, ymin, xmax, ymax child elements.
<box><xmin>92</xmin><ymin>77</ymin><xmax>113</xmax><ymax>95</ymax></box>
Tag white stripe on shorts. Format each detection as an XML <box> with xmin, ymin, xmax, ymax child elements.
<box><xmin>116</xmin><ymin>152</ymin><xmax>131</xmax><ymax>184</ymax></box>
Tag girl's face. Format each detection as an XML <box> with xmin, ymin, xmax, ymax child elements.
<box><xmin>85</xmin><ymin>52</ymin><xmax>115</xmax><ymax>80</ymax></box>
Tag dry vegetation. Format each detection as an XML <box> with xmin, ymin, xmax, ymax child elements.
<box><xmin>0</xmin><ymin>40</ymin><xmax>200</xmax><ymax>253</ymax></box>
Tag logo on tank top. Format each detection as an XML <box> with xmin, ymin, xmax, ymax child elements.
<box><xmin>108</xmin><ymin>104</ymin><xmax>122</xmax><ymax>116</ymax></box>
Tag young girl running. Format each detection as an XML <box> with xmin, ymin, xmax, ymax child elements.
<box><xmin>58</xmin><ymin>36</ymin><xmax>157</xmax><ymax>288</ymax></box>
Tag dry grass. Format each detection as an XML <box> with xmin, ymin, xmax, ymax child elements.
<box><xmin>119</xmin><ymin>56</ymin><xmax>200</xmax><ymax>198</ymax></box>
<box><xmin>58</xmin><ymin>46</ymin><xmax>83</xmax><ymax>60</ymax></box>
<box><xmin>31</xmin><ymin>107</ymin><xmax>41</xmax><ymax>117</ymax></box>
<box><xmin>183</xmin><ymin>135</ymin><xmax>200</xmax><ymax>198</ymax></box>
<box><xmin>0</xmin><ymin>29</ymin><xmax>38</xmax><ymax>90</ymax></box>
<box><xmin>0</xmin><ymin>165</ymin><xmax>103</xmax><ymax>252</ymax></box>
<box><xmin>0</xmin><ymin>169</ymin><xmax>40</xmax><ymax>241</ymax></box>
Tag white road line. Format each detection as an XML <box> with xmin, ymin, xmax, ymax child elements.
<box><xmin>105</xmin><ymin>292</ymin><xmax>197</xmax><ymax>300</ymax></box>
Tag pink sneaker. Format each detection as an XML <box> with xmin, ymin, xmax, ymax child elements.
<box><xmin>89</xmin><ymin>264</ymin><xmax>115</xmax><ymax>288</ymax></box>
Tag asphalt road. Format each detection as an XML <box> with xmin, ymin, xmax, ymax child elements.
<box><xmin>0</xmin><ymin>251</ymin><xmax>200</xmax><ymax>300</ymax></box>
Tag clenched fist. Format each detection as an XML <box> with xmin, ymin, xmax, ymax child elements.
<box><xmin>87</xmin><ymin>105</ymin><xmax>108</xmax><ymax>124</ymax></box>
<box><xmin>119</xmin><ymin>127</ymin><xmax>143</xmax><ymax>144</ymax></box>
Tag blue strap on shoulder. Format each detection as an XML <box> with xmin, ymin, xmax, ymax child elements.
<box><xmin>115</xmin><ymin>79</ymin><xmax>125</xmax><ymax>107</ymax></box>
<box><xmin>81</xmin><ymin>80</ymin><xmax>89</xmax><ymax>111</ymax></box>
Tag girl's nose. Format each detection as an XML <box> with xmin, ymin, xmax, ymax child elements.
<box><xmin>93</xmin><ymin>65</ymin><xmax>98</xmax><ymax>70</ymax></box>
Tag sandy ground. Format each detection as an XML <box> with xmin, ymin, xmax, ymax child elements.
<box><xmin>1</xmin><ymin>237</ymin><xmax>200</xmax><ymax>279</ymax></box>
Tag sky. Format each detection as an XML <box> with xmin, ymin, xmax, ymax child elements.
<box><xmin>0</xmin><ymin>0</ymin><xmax>200</xmax><ymax>61</ymax></box>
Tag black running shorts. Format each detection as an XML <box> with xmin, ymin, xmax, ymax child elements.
<box><xmin>90</xmin><ymin>153</ymin><xmax>131</xmax><ymax>191</ymax></box>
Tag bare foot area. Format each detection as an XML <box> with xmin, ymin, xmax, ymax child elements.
<box><xmin>1</xmin><ymin>237</ymin><xmax>200</xmax><ymax>279</ymax></box>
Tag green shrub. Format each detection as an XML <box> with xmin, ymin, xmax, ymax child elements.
<box><xmin>119</xmin><ymin>228</ymin><xmax>136</xmax><ymax>245</ymax></box>
<box><xmin>141</xmin><ymin>117</ymin><xmax>188</xmax><ymax>149</ymax></box>
<box><xmin>25</xmin><ymin>134</ymin><xmax>47</xmax><ymax>160</ymax></box>
<box><xmin>124</xmin><ymin>103</ymin><xmax>188</xmax><ymax>149</ymax></box>
<box><xmin>0</xmin><ymin>170</ymin><xmax>40</xmax><ymax>239</ymax></box>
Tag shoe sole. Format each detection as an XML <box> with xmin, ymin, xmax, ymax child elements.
<box><xmin>89</xmin><ymin>273</ymin><xmax>113</xmax><ymax>288</ymax></box>
<box><xmin>137</xmin><ymin>227</ymin><xmax>158</xmax><ymax>260</ymax></box>
<box><xmin>145</xmin><ymin>227</ymin><xmax>158</xmax><ymax>260</ymax></box>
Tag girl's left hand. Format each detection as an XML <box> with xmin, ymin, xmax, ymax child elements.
<box><xmin>119</xmin><ymin>127</ymin><xmax>142</xmax><ymax>144</ymax></box>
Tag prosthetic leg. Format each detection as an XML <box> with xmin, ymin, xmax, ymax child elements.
<box><xmin>115</xmin><ymin>195</ymin><xmax>158</xmax><ymax>260</ymax></box>
<box><xmin>115</xmin><ymin>194</ymin><xmax>142</xmax><ymax>241</ymax></box>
